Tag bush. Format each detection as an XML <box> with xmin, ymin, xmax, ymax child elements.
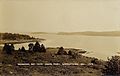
<box><xmin>103</xmin><ymin>56</ymin><xmax>120</xmax><ymax>75</ymax></box>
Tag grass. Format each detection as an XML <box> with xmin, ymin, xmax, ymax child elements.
<box><xmin>0</xmin><ymin>46</ymin><xmax>104</xmax><ymax>76</ymax></box>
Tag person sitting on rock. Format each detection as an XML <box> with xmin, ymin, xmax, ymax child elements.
<box><xmin>57</xmin><ymin>47</ymin><xmax>67</xmax><ymax>55</ymax></box>
<box><xmin>33</xmin><ymin>41</ymin><xmax>41</xmax><ymax>52</ymax></box>
<box><xmin>10</xmin><ymin>44</ymin><xmax>15</xmax><ymax>51</ymax></box>
<box><xmin>3</xmin><ymin>43</ymin><xmax>7</xmax><ymax>53</ymax></box>
<box><xmin>68</xmin><ymin>50</ymin><xmax>72</xmax><ymax>55</ymax></box>
<box><xmin>91</xmin><ymin>58</ymin><xmax>99</xmax><ymax>64</ymax></box>
<box><xmin>3</xmin><ymin>43</ymin><xmax>12</xmax><ymax>54</ymax></box>
<box><xmin>20</xmin><ymin>46</ymin><xmax>26</xmax><ymax>52</ymax></box>
<box><xmin>18</xmin><ymin>46</ymin><xmax>27</xmax><ymax>57</ymax></box>
<box><xmin>40</xmin><ymin>44</ymin><xmax>46</xmax><ymax>52</ymax></box>
<box><xmin>28</xmin><ymin>43</ymin><xmax>34</xmax><ymax>51</ymax></box>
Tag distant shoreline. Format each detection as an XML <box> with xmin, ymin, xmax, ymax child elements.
<box><xmin>0</xmin><ymin>39</ymin><xmax>45</xmax><ymax>44</ymax></box>
<box><xmin>30</xmin><ymin>31</ymin><xmax>120</xmax><ymax>37</ymax></box>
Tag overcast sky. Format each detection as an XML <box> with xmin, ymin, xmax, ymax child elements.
<box><xmin>0</xmin><ymin>0</ymin><xmax>120</xmax><ymax>32</ymax></box>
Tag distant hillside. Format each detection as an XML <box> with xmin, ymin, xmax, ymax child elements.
<box><xmin>0</xmin><ymin>33</ymin><xmax>36</xmax><ymax>40</ymax></box>
<box><xmin>31</xmin><ymin>32</ymin><xmax>49</xmax><ymax>34</ymax></box>
<box><xmin>31</xmin><ymin>32</ymin><xmax>54</xmax><ymax>34</ymax></box>
<box><xmin>57</xmin><ymin>31</ymin><xmax>120</xmax><ymax>36</ymax></box>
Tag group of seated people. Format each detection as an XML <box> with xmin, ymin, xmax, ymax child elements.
<box><xmin>3</xmin><ymin>41</ymin><xmax>72</xmax><ymax>55</ymax></box>
<box><xmin>57</xmin><ymin>47</ymin><xmax>73</xmax><ymax>55</ymax></box>
<box><xmin>2</xmin><ymin>41</ymin><xmax>46</xmax><ymax>54</ymax></box>
<box><xmin>28</xmin><ymin>41</ymin><xmax>46</xmax><ymax>52</ymax></box>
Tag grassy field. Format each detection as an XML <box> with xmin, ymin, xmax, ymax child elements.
<box><xmin>0</xmin><ymin>46</ymin><xmax>105</xmax><ymax>76</ymax></box>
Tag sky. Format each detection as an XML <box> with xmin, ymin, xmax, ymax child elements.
<box><xmin>0</xmin><ymin>0</ymin><xmax>120</xmax><ymax>32</ymax></box>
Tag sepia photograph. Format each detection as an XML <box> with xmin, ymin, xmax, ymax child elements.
<box><xmin>0</xmin><ymin>0</ymin><xmax>120</xmax><ymax>76</ymax></box>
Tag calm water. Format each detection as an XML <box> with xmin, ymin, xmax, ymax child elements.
<box><xmin>15</xmin><ymin>34</ymin><xmax>120</xmax><ymax>60</ymax></box>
